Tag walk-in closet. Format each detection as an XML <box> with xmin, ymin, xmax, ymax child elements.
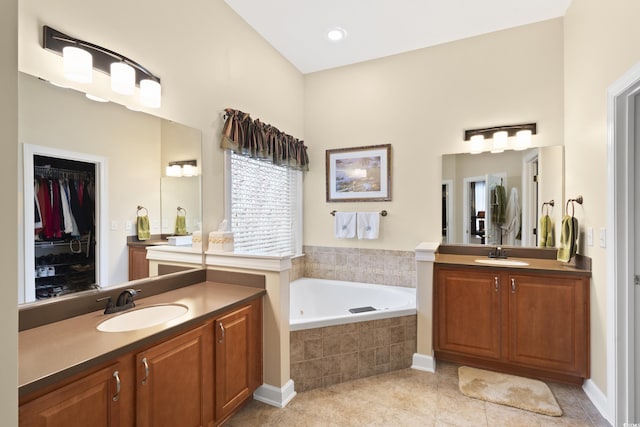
<box><xmin>32</xmin><ymin>155</ymin><xmax>96</xmax><ymax>299</ymax></box>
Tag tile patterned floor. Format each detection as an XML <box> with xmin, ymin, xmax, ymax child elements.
<box><xmin>227</xmin><ymin>362</ymin><xmax>610</xmax><ymax>426</ymax></box>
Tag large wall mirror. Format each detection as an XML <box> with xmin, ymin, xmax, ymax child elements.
<box><xmin>442</xmin><ymin>146</ymin><xmax>564</xmax><ymax>247</ymax></box>
<box><xmin>19</xmin><ymin>72</ymin><xmax>203</xmax><ymax>305</ymax></box>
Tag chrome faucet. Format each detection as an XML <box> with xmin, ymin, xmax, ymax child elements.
<box><xmin>97</xmin><ymin>289</ymin><xmax>141</xmax><ymax>314</ymax></box>
<box><xmin>488</xmin><ymin>246</ymin><xmax>507</xmax><ymax>259</ymax></box>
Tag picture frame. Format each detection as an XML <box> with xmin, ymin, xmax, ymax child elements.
<box><xmin>325</xmin><ymin>144</ymin><xmax>392</xmax><ymax>202</ymax></box>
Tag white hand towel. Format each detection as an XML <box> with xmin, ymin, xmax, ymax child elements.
<box><xmin>334</xmin><ymin>212</ymin><xmax>356</xmax><ymax>238</ymax></box>
<box><xmin>357</xmin><ymin>212</ymin><xmax>380</xmax><ymax>240</ymax></box>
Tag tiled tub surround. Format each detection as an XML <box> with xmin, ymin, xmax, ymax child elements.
<box><xmin>302</xmin><ymin>246</ymin><xmax>417</xmax><ymax>287</ymax></box>
<box><xmin>290</xmin><ymin>315</ymin><xmax>417</xmax><ymax>392</ymax></box>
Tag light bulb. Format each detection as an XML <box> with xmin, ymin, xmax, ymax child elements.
<box><xmin>491</xmin><ymin>131</ymin><xmax>508</xmax><ymax>153</ymax></box>
<box><xmin>514</xmin><ymin>130</ymin><xmax>532</xmax><ymax>151</ymax></box>
<box><xmin>469</xmin><ymin>135</ymin><xmax>485</xmax><ymax>154</ymax></box>
<box><xmin>63</xmin><ymin>46</ymin><xmax>92</xmax><ymax>83</ymax></box>
<box><xmin>140</xmin><ymin>79</ymin><xmax>161</xmax><ymax>108</ymax></box>
<box><xmin>110</xmin><ymin>62</ymin><xmax>135</xmax><ymax>95</ymax></box>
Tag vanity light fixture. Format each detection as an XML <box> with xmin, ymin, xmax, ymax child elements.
<box><xmin>166</xmin><ymin>160</ymin><xmax>199</xmax><ymax>177</ymax></box>
<box><xmin>85</xmin><ymin>93</ymin><xmax>109</xmax><ymax>103</ymax></box>
<box><xmin>43</xmin><ymin>26</ymin><xmax>162</xmax><ymax>108</ymax></box>
<box><xmin>464</xmin><ymin>123</ymin><xmax>537</xmax><ymax>154</ymax></box>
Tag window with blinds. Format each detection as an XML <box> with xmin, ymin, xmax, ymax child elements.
<box><xmin>230</xmin><ymin>153</ymin><xmax>302</xmax><ymax>256</ymax></box>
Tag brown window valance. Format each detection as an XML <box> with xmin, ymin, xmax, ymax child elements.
<box><xmin>220</xmin><ymin>108</ymin><xmax>309</xmax><ymax>171</ymax></box>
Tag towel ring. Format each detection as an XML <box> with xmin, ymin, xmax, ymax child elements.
<box><xmin>177</xmin><ymin>206</ymin><xmax>186</xmax><ymax>216</ymax></box>
<box><xmin>565</xmin><ymin>196</ymin><xmax>583</xmax><ymax>217</ymax></box>
<box><xmin>137</xmin><ymin>205</ymin><xmax>148</xmax><ymax>217</ymax></box>
<box><xmin>541</xmin><ymin>200</ymin><xmax>555</xmax><ymax>216</ymax></box>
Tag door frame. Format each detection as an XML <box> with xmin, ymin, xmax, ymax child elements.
<box><xmin>442</xmin><ymin>180</ymin><xmax>453</xmax><ymax>243</ymax></box>
<box><xmin>462</xmin><ymin>175</ymin><xmax>485</xmax><ymax>244</ymax></box>
<box><xmin>521</xmin><ymin>149</ymin><xmax>539</xmax><ymax>247</ymax></box>
<box><xmin>607</xmin><ymin>61</ymin><xmax>640</xmax><ymax>426</ymax></box>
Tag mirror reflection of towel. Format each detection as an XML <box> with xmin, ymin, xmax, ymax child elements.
<box><xmin>357</xmin><ymin>212</ymin><xmax>380</xmax><ymax>240</ymax></box>
<box><xmin>334</xmin><ymin>212</ymin><xmax>356</xmax><ymax>238</ymax></box>
<box><xmin>539</xmin><ymin>215</ymin><xmax>555</xmax><ymax>248</ymax></box>
<box><xmin>137</xmin><ymin>215</ymin><xmax>150</xmax><ymax>240</ymax></box>
<box><xmin>175</xmin><ymin>214</ymin><xmax>187</xmax><ymax>236</ymax></box>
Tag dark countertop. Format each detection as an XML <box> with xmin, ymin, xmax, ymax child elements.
<box><xmin>19</xmin><ymin>281</ymin><xmax>265</xmax><ymax>397</ymax></box>
<box><xmin>435</xmin><ymin>253</ymin><xmax>592</xmax><ymax>277</ymax></box>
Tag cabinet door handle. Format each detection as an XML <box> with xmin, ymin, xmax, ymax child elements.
<box><xmin>112</xmin><ymin>370</ymin><xmax>121</xmax><ymax>402</ymax></box>
<box><xmin>141</xmin><ymin>357</ymin><xmax>149</xmax><ymax>385</ymax></box>
<box><xmin>494</xmin><ymin>276</ymin><xmax>499</xmax><ymax>292</ymax></box>
<box><xmin>511</xmin><ymin>278</ymin><xmax>516</xmax><ymax>294</ymax></box>
<box><xmin>219</xmin><ymin>323</ymin><xmax>225</xmax><ymax>343</ymax></box>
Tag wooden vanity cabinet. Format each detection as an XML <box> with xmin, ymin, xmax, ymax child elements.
<box><xmin>434</xmin><ymin>265</ymin><xmax>589</xmax><ymax>384</ymax></box>
<box><xmin>128</xmin><ymin>246</ymin><xmax>149</xmax><ymax>280</ymax></box>
<box><xmin>214</xmin><ymin>298</ymin><xmax>262</xmax><ymax>424</ymax></box>
<box><xmin>136</xmin><ymin>323</ymin><xmax>214</xmax><ymax>427</ymax></box>
<box><xmin>19</xmin><ymin>363</ymin><xmax>124</xmax><ymax>427</ymax></box>
<box><xmin>20</xmin><ymin>296</ymin><xmax>263</xmax><ymax>427</ymax></box>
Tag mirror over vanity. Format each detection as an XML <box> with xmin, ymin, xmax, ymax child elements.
<box><xmin>19</xmin><ymin>72</ymin><xmax>203</xmax><ymax>304</ymax></box>
<box><xmin>442</xmin><ymin>145</ymin><xmax>564</xmax><ymax>248</ymax></box>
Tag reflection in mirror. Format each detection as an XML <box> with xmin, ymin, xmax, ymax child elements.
<box><xmin>442</xmin><ymin>146</ymin><xmax>563</xmax><ymax>247</ymax></box>
<box><xmin>19</xmin><ymin>72</ymin><xmax>203</xmax><ymax>305</ymax></box>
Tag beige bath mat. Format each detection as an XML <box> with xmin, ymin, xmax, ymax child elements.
<box><xmin>458</xmin><ymin>366</ymin><xmax>562</xmax><ymax>417</ymax></box>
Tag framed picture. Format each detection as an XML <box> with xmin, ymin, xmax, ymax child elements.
<box><xmin>325</xmin><ymin>144</ymin><xmax>392</xmax><ymax>202</ymax></box>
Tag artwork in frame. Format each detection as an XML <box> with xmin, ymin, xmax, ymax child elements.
<box><xmin>325</xmin><ymin>144</ymin><xmax>392</xmax><ymax>202</ymax></box>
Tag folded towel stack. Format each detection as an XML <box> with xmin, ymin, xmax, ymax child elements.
<box><xmin>539</xmin><ymin>215</ymin><xmax>555</xmax><ymax>248</ymax></box>
<box><xmin>137</xmin><ymin>215</ymin><xmax>150</xmax><ymax>240</ymax></box>
<box><xmin>334</xmin><ymin>212</ymin><xmax>356</xmax><ymax>239</ymax></box>
<box><xmin>557</xmin><ymin>215</ymin><xmax>578</xmax><ymax>262</ymax></box>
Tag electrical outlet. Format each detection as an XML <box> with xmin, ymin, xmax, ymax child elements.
<box><xmin>125</xmin><ymin>221</ymin><xmax>132</xmax><ymax>231</ymax></box>
<box><xmin>587</xmin><ymin>227</ymin><xmax>593</xmax><ymax>247</ymax></box>
<box><xmin>111</xmin><ymin>220</ymin><xmax>118</xmax><ymax>231</ymax></box>
<box><xmin>599</xmin><ymin>228</ymin><xmax>606</xmax><ymax>248</ymax></box>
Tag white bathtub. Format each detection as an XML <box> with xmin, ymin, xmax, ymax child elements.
<box><xmin>290</xmin><ymin>277</ymin><xmax>416</xmax><ymax>331</ymax></box>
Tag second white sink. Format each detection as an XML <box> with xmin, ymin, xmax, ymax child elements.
<box><xmin>474</xmin><ymin>259</ymin><xmax>529</xmax><ymax>267</ymax></box>
<box><xmin>97</xmin><ymin>304</ymin><xmax>188</xmax><ymax>332</ymax></box>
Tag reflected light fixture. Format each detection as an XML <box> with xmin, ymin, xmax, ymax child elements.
<box><xmin>63</xmin><ymin>46</ymin><xmax>92</xmax><ymax>83</ymax></box>
<box><xmin>43</xmin><ymin>26</ymin><xmax>162</xmax><ymax>108</ymax></box>
<box><xmin>166</xmin><ymin>160</ymin><xmax>198</xmax><ymax>177</ymax></box>
<box><xmin>469</xmin><ymin>135</ymin><xmax>484</xmax><ymax>154</ymax></box>
<box><xmin>464</xmin><ymin>123</ymin><xmax>537</xmax><ymax>154</ymax></box>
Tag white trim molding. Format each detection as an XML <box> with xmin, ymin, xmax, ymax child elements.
<box><xmin>411</xmin><ymin>352</ymin><xmax>436</xmax><ymax>373</ymax></box>
<box><xmin>205</xmin><ymin>251</ymin><xmax>292</xmax><ymax>272</ymax></box>
<box><xmin>145</xmin><ymin>245</ymin><xmax>203</xmax><ymax>265</ymax></box>
<box><xmin>607</xmin><ymin>60</ymin><xmax>640</xmax><ymax>427</ymax></box>
<box><xmin>253</xmin><ymin>380</ymin><xmax>297</xmax><ymax>408</ymax></box>
<box><xmin>415</xmin><ymin>242</ymin><xmax>439</xmax><ymax>262</ymax></box>
<box><xmin>583</xmin><ymin>379</ymin><xmax>610</xmax><ymax>423</ymax></box>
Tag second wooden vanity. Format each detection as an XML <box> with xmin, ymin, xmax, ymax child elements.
<box><xmin>434</xmin><ymin>247</ymin><xmax>590</xmax><ymax>385</ymax></box>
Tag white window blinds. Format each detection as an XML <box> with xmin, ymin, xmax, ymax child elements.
<box><xmin>230</xmin><ymin>152</ymin><xmax>301</xmax><ymax>256</ymax></box>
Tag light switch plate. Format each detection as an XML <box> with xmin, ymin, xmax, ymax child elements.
<box><xmin>587</xmin><ymin>227</ymin><xmax>593</xmax><ymax>246</ymax></box>
<box><xmin>599</xmin><ymin>228</ymin><xmax>606</xmax><ymax>248</ymax></box>
<box><xmin>111</xmin><ymin>220</ymin><xmax>118</xmax><ymax>231</ymax></box>
<box><xmin>125</xmin><ymin>221</ymin><xmax>132</xmax><ymax>231</ymax></box>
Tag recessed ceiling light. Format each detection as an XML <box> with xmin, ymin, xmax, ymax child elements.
<box><xmin>326</xmin><ymin>27</ymin><xmax>347</xmax><ymax>42</ymax></box>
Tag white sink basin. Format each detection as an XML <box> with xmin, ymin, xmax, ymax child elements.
<box><xmin>97</xmin><ymin>304</ymin><xmax>188</xmax><ymax>332</ymax></box>
<box><xmin>474</xmin><ymin>259</ymin><xmax>529</xmax><ymax>267</ymax></box>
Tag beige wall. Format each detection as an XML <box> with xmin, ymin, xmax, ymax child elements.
<box><xmin>564</xmin><ymin>0</ymin><xmax>640</xmax><ymax>397</ymax></box>
<box><xmin>18</xmin><ymin>0</ymin><xmax>305</xmax><ymax>238</ymax></box>
<box><xmin>19</xmin><ymin>73</ymin><xmax>162</xmax><ymax>288</ymax></box>
<box><xmin>303</xmin><ymin>18</ymin><xmax>564</xmax><ymax>250</ymax></box>
<box><xmin>1</xmin><ymin>0</ymin><xmax>18</xmax><ymax>423</ymax></box>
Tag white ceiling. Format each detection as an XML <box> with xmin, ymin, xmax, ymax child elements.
<box><xmin>224</xmin><ymin>0</ymin><xmax>572</xmax><ymax>74</ymax></box>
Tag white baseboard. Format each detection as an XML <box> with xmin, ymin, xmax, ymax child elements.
<box><xmin>411</xmin><ymin>352</ymin><xmax>436</xmax><ymax>373</ymax></box>
<box><xmin>582</xmin><ymin>379</ymin><xmax>612</xmax><ymax>425</ymax></box>
<box><xmin>253</xmin><ymin>380</ymin><xmax>297</xmax><ymax>408</ymax></box>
